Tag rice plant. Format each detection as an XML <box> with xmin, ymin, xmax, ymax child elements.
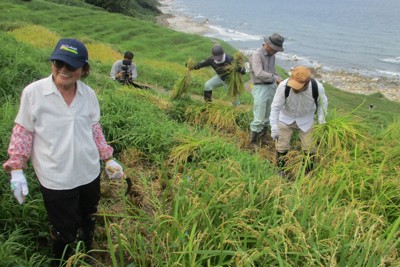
<box><xmin>184</xmin><ymin>102</ymin><xmax>249</xmax><ymax>132</ymax></box>
<box><xmin>312</xmin><ymin>108</ymin><xmax>366</xmax><ymax>158</ymax></box>
<box><xmin>225</xmin><ymin>51</ymin><xmax>246</xmax><ymax>103</ymax></box>
<box><xmin>170</xmin><ymin>58</ymin><xmax>196</xmax><ymax>100</ymax></box>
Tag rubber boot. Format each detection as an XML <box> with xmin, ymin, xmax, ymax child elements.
<box><xmin>204</xmin><ymin>90</ymin><xmax>212</xmax><ymax>102</ymax></box>
<box><xmin>50</xmin><ymin>228</ymin><xmax>73</xmax><ymax>266</ymax></box>
<box><xmin>276</xmin><ymin>151</ymin><xmax>288</xmax><ymax>177</ymax></box>
<box><xmin>259</xmin><ymin>127</ymin><xmax>270</xmax><ymax>146</ymax></box>
<box><xmin>79</xmin><ymin>215</ymin><xmax>96</xmax><ymax>264</ymax></box>
<box><xmin>80</xmin><ymin>215</ymin><xmax>96</xmax><ymax>252</ymax></box>
<box><xmin>250</xmin><ymin>131</ymin><xmax>260</xmax><ymax>149</ymax></box>
<box><xmin>303</xmin><ymin>151</ymin><xmax>315</xmax><ymax>175</ymax></box>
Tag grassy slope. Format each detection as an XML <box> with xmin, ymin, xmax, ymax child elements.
<box><xmin>1</xmin><ymin>0</ymin><xmax>398</xmax><ymax>128</ymax></box>
<box><xmin>1</xmin><ymin>0</ymin><xmax>400</xmax><ymax>266</ymax></box>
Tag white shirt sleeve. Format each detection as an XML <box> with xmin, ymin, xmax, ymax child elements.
<box><xmin>130</xmin><ymin>63</ymin><xmax>138</xmax><ymax>80</ymax></box>
<box><xmin>110</xmin><ymin>60</ymin><xmax>120</xmax><ymax>79</ymax></box>
<box><xmin>270</xmin><ymin>81</ymin><xmax>287</xmax><ymax>129</ymax></box>
<box><xmin>317</xmin><ymin>81</ymin><xmax>328</xmax><ymax>124</ymax></box>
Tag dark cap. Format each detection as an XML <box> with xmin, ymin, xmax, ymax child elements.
<box><xmin>211</xmin><ymin>44</ymin><xmax>224</xmax><ymax>61</ymax></box>
<box><xmin>263</xmin><ymin>33</ymin><xmax>284</xmax><ymax>52</ymax></box>
<box><xmin>49</xmin><ymin>38</ymin><xmax>89</xmax><ymax>69</ymax></box>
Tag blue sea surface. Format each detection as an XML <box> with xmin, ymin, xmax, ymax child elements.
<box><xmin>162</xmin><ymin>0</ymin><xmax>400</xmax><ymax>78</ymax></box>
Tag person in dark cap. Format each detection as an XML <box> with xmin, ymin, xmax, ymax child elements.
<box><xmin>270</xmin><ymin>65</ymin><xmax>328</xmax><ymax>177</ymax></box>
<box><xmin>110</xmin><ymin>51</ymin><xmax>138</xmax><ymax>84</ymax></box>
<box><xmin>3</xmin><ymin>38</ymin><xmax>124</xmax><ymax>265</ymax></box>
<box><xmin>190</xmin><ymin>44</ymin><xmax>246</xmax><ymax>105</ymax></box>
<box><xmin>249</xmin><ymin>32</ymin><xmax>285</xmax><ymax>149</ymax></box>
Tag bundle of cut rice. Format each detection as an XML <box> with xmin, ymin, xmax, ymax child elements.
<box><xmin>226</xmin><ymin>52</ymin><xmax>246</xmax><ymax>103</ymax></box>
<box><xmin>170</xmin><ymin>58</ymin><xmax>196</xmax><ymax>100</ymax></box>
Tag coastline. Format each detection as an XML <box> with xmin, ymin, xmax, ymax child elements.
<box><xmin>156</xmin><ymin>6</ymin><xmax>400</xmax><ymax>102</ymax></box>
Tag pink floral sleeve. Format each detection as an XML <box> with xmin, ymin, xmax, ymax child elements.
<box><xmin>92</xmin><ymin>123</ymin><xmax>114</xmax><ymax>161</ymax></box>
<box><xmin>3</xmin><ymin>124</ymin><xmax>33</xmax><ymax>172</ymax></box>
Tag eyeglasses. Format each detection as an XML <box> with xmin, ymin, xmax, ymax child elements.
<box><xmin>52</xmin><ymin>60</ymin><xmax>78</xmax><ymax>72</ymax></box>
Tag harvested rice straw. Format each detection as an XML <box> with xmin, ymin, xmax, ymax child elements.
<box><xmin>170</xmin><ymin>58</ymin><xmax>196</xmax><ymax>100</ymax></box>
<box><xmin>226</xmin><ymin>51</ymin><xmax>246</xmax><ymax>102</ymax></box>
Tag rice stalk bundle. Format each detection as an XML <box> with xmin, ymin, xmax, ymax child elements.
<box><xmin>226</xmin><ymin>51</ymin><xmax>246</xmax><ymax>101</ymax></box>
<box><xmin>170</xmin><ymin>58</ymin><xmax>196</xmax><ymax>100</ymax></box>
<box><xmin>185</xmin><ymin>104</ymin><xmax>240</xmax><ymax>132</ymax></box>
<box><xmin>312</xmin><ymin>109</ymin><xmax>366</xmax><ymax>157</ymax></box>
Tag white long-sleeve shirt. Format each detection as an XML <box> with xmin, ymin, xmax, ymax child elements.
<box><xmin>270</xmin><ymin>78</ymin><xmax>328</xmax><ymax>132</ymax></box>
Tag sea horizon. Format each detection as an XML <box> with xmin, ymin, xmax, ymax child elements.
<box><xmin>158</xmin><ymin>0</ymin><xmax>400</xmax><ymax>80</ymax></box>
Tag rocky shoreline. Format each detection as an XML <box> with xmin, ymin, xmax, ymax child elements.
<box><xmin>157</xmin><ymin>11</ymin><xmax>400</xmax><ymax>102</ymax></box>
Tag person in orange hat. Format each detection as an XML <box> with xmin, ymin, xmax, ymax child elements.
<box><xmin>269</xmin><ymin>65</ymin><xmax>328</xmax><ymax>177</ymax></box>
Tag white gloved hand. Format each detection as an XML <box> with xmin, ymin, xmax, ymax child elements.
<box><xmin>271</xmin><ymin>125</ymin><xmax>279</xmax><ymax>141</ymax></box>
<box><xmin>105</xmin><ymin>159</ymin><xmax>124</xmax><ymax>179</ymax></box>
<box><xmin>318</xmin><ymin>115</ymin><xmax>326</xmax><ymax>125</ymax></box>
<box><xmin>273</xmin><ymin>75</ymin><xmax>282</xmax><ymax>84</ymax></box>
<box><xmin>10</xmin><ymin>169</ymin><xmax>29</xmax><ymax>205</ymax></box>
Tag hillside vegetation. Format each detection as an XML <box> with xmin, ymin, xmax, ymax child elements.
<box><xmin>1</xmin><ymin>0</ymin><xmax>400</xmax><ymax>266</ymax></box>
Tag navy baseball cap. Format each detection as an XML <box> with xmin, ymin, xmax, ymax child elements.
<box><xmin>50</xmin><ymin>38</ymin><xmax>89</xmax><ymax>69</ymax></box>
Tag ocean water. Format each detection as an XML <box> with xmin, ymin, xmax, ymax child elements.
<box><xmin>160</xmin><ymin>0</ymin><xmax>400</xmax><ymax>79</ymax></box>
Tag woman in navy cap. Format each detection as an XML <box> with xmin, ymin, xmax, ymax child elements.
<box><xmin>3</xmin><ymin>38</ymin><xmax>124</xmax><ymax>264</ymax></box>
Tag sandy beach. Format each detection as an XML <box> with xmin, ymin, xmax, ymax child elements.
<box><xmin>157</xmin><ymin>7</ymin><xmax>400</xmax><ymax>102</ymax></box>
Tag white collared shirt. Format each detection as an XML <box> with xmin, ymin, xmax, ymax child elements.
<box><xmin>270</xmin><ymin>78</ymin><xmax>328</xmax><ymax>132</ymax></box>
<box><xmin>15</xmin><ymin>75</ymin><xmax>101</xmax><ymax>189</ymax></box>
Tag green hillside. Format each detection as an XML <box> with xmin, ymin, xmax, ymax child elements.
<box><xmin>1</xmin><ymin>0</ymin><xmax>400</xmax><ymax>266</ymax></box>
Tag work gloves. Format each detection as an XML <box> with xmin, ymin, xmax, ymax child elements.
<box><xmin>274</xmin><ymin>75</ymin><xmax>282</xmax><ymax>85</ymax></box>
<box><xmin>105</xmin><ymin>159</ymin><xmax>124</xmax><ymax>179</ymax></box>
<box><xmin>318</xmin><ymin>115</ymin><xmax>326</xmax><ymax>125</ymax></box>
<box><xmin>271</xmin><ymin>125</ymin><xmax>279</xmax><ymax>141</ymax></box>
<box><xmin>10</xmin><ymin>169</ymin><xmax>29</xmax><ymax>205</ymax></box>
<box><xmin>237</xmin><ymin>66</ymin><xmax>246</xmax><ymax>74</ymax></box>
<box><xmin>185</xmin><ymin>63</ymin><xmax>199</xmax><ymax>71</ymax></box>
<box><xmin>9</xmin><ymin>159</ymin><xmax>124</xmax><ymax>204</ymax></box>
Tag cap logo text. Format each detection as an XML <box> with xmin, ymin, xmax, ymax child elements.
<box><xmin>60</xmin><ymin>44</ymin><xmax>78</xmax><ymax>55</ymax></box>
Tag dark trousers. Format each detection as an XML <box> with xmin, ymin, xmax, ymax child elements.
<box><xmin>41</xmin><ymin>176</ymin><xmax>101</xmax><ymax>261</ymax></box>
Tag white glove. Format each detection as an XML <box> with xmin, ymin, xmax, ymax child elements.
<box><xmin>318</xmin><ymin>115</ymin><xmax>326</xmax><ymax>125</ymax></box>
<box><xmin>105</xmin><ymin>159</ymin><xmax>124</xmax><ymax>179</ymax></box>
<box><xmin>271</xmin><ymin>125</ymin><xmax>279</xmax><ymax>141</ymax></box>
<box><xmin>10</xmin><ymin>170</ymin><xmax>29</xmax><ymax>205</ymax></box>
<box><xmin>273</xmin><ymin>75</ymin><xmax>282</xmax><ymax>84</ymax></box>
